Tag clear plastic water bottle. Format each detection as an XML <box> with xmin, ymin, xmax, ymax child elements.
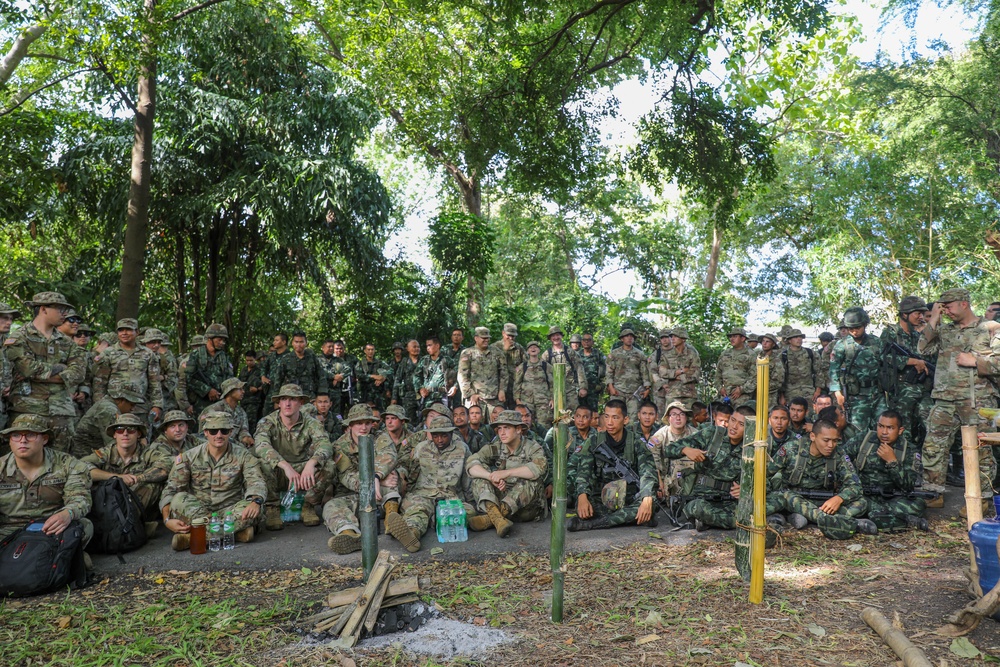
<box><xmin>208</xmin><ymin>512</ymin><xmax>222</xmax><ymax>552</ymax></box>
<box><xmin>453</xmin><ymin>499</ymin><xmax>468</xmax><ymax>542</ymax></box>
<box><xmin>444</xmin><ymin>501</ymin><xmax>456</xmax><ymax>542</ymax></box>
<box><xmin>222</xmin><ymin>511</ymin><xmax>236</xmax><ymax>550</ymax></box>
<box><xmin>435</xmin><ymin>500</ymin><xmax>448</xmax><ymax>543</ymax></box>
<box><xmin>281</xmin><ymin>486</ymin><xmax>304</xmax><ymax>523</ymax></box>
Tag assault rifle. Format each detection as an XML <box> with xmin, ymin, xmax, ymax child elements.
<box><xmin>787</xmin><ymin>486</ymin><xmax>938</xmax><ymax>501</ymax></box>
<box><xmin>886</xmin><ymin>341</ymin><xmax>935</xmax><ymax>384</ymax></box>
<box><xmin>593</xmin><ymin>441</ymin><xmax>670</xmax><ymax>526</ymax></box>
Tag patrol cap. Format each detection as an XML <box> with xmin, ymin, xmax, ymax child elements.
<box><xmin>344</xmin><ymin>403</ymin><xmax>378</xmax><ymax>425</ymax></box>
<box><xmin>658</xmin><ymin>328</ymin><xmax>673</xmax><ymax>338</ymax></box>
<box><xmin>77</xmin><ymin>322</ymin><xmax>95</xmax><ymax>334</ymax></box>
<box><xmin>474</xmin><ymin>327</ymin><xmax>490</xmax><ymax>338</ymax></box>
<box><xmin>161</xmin><ymin>410</ymin><xmax>196</xmax><ymax>427</ymax></box>
<box><xmin>785</xmin><ymin>328</ymin><xmax>804</xmax><ymax>339</ymax></box>
<box><xmin>547</xmin><ymin>325</ymin><xmax>563</xmax><ymax>338</ymax></box>
<box><xmin>492</xmin><ymin>410</ymin><xmax>525</xmax><ymax>427</ymax></box>
<box><xmin>939</xmin><ymin>288</ymin><xmax>971</xmax><ymax>304</ymax></box>
<box><xmin>818</xmin><ymin>331</ymin><xmax>834</xmax><ymax>342</ymax></box>
<box><xmin>107</xmin><ymin>381</ymin><xmax>144</xmax><ymax>404</ymax></box>
<box><xmin>221</xmin><ymin>377</ymin><xmax>246</xmax><ymax>397</ymax></box>
<box><xmin>204</xmin><ymin>323</ymin><xmax>228</xmax><ymax>339</ymax></box>
<box><xmin>189</xmin><ymin>335</ymin><xmax>206</xmax><ymax>347</ymax></box>
<box><xmin>503</xmin><ymin>323</ymin><xmax>518</xmax><ymax>337</ymax></box>
<box><xmin>569</xmin><ymin>334</ymin><xmax>582</xmax><ymax>344</ymax></box>
<box><xmin>116</xmin><ymin>318</ymin><xmax>138</xmax><ymax>331</ymax></box>
<box><xmin>421</xmin><ymin>402</ymin><xmax>452</xmax><ymax>420</ymax></box>
<box><xmin>1</xmin><ymin>414</ymin><xmax>52</xmax><ymax>435</ymax></box>
<box><xmin>105</xmin><ymin>412</ymin><xmax>146</xmax><ymax>437</ymax></box>
<box><xmin>382</xmin><ymin>405</ymin><xmax>409</xmax><ymax>422</ymax></box>
<box><xmin>426</xmin><ymin>416</ymin><xmax>456</xmax><ymax>434</ymax></box>
<box><xmin>618</xmin><ymin>328</ymin><xmax>636</xmax><ymax>339</ymax></box>
<box><xmin>727</xmin><ymin>327</ymin><xmax>747</xmax><ymax>337</ymax></box>
<box><xmin>899</xmin><ymin>296</ymin><xmax>929</xmax><ymax>314</ymax></box>
<box><xmin>98</xmin><ymin>332</ymin><xmax>117</xmax><ymax>345</ymax></box>
<box><xmin>525</xmin><ymin>340</ymin><xmax>541</xmax><ymax>350</ymax></box>
<box><xmin>391</xmin><ymin>341</ymin><xmax>404</xmax><ymax>351</ymax></box>
<box><xmin>202</xmin><ymin>412</ymin><xmax>234</xmax><ymax>431</ymax></box>
<box><xmin>671</xmin><ymin>326</ymin><xmax>689</xmax><ymax>339</ymax></box>
<box><xmin>26</xmin><ymin>291</ymin><xmax>73</xmax><ymax>309</ymax></box>
<box><xmin>0</xmin><ymin>302</ymin><xmax>21</xmax><ymax>318</ymax></box>
<box><xmin>272</xmin><ymin>383</ymin><xmax>308</xmax><ymax>400</ymax></box>
<box><xmin>140</xmin><ymin>328</ymin><xmax>164</xmax><ymax>343</ymax></box>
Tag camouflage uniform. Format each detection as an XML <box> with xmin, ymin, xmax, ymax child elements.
<box><xmin>151</xmin><ymin>431</ymin><xmax>202</xmax><ymax>457</ymax></box>
<box><xmin>93</xmin><ymin>341</ymin><xmax>164</xmax><ymax>418</ymax></box>
<box><xmin>397</xmin><ymin>430</ymin><xmax>474</xmax><ymax>539</ymax></box>
<box><xmin>490</xmin><ymin>338</ymin><xmax>526</xmax><ymax>409</ymax></box>
<box><xmin>355</xmin><ymin>355</ymin><xmax>393</xmax><ymax>409</ymax></box>
<box><xmin>770</xmin><ymin>438</ymin><xmax>869</xmax><ymax>540</ymax></box>
<box><xmin>391</xmin><ymin>357</ymin><xmax>420</xmax><ymax>423</ymax></box>
<box><xmin>252</xmin><ymin>410</ymin><xmax>336</xmax><ymax>506</ymax></box>
<box><xmin>578</xmin><ymin>347</ymin><xmax>606</xmax><ymax>412</ymax></box>
<box><xmin>6</xmin><ymin>322</ymin><xmax>87</xmax><ymax>453</ymax></box>
<box><xmin>413</xmin><ymin>354</ymin><xmax>454</xmax><ymax>409</ymax></box>
<box><xmin>781</xmin><ymin>346</ymin><xmax>819</xmax><ymax>402</ymax></box>
<box><xmin>829</xmin><ymin>334</ymin><xmax>883</xmax><ymax>432</ymax></box>
<box><xmin>647</xmin><ymin>422</ymin><xmax>699</xmax><ymax>495</ymax></box>
<box><xmin>758</xmin><ymin>345</ymin><xmax>785</xmax><ymax>409</ymax></box>
<box><xmin>605</xmin><ymin>343</ymin><xmax>652</xmax><ymax>419</ymax></box>
<box><xmin>301</xmin><ymin>403</ymin><xmax>344</xmax><ymax>441</ymax></box>
<box><xmin>542</xmin><ymin>343</ymin><xmax>586</xmax><ymax>414</ymax></box>
<box><xmin>82</xmin><ymin>438</ymin><xmax>172</xmax><ymax>516</ymax></box>
<box><xmin>657</xmin><ymin>340</ymin><xmax>701</xmax><ymax>408</ymax></box>
<box><xmin>73</xmin><ymin>396</ymin><xmax>130</xmax><ymax>458</ymax></box>
<box><xmin>714</xmin><ymin>346</ymin><xmax>756</xmax><ymax>408</ymax></box>
<box><xmin>574</xmin><ymin>429</ymin><xmax>657</xmax><ymax>527</ymax></box>
<box><xmin>466</xmin><ymin>434</ymin><xmax>547</xmax><ymax>520</ymax></box>
<box><xmin>455</xmin><ymin>425</ymin><xmax>488</xmax><ymax>454</ymax></box>
<box><xmin>159</xmin><ymin>441</ymin><xmax>266</xmax><ymax>533</ymax></box>
<box><xmin>261</xmin><ymin>349</ymin><xmax>290</xmax><ymax>404</ymax></box>
<box><xmin>845</xmin><ymin>431</ymin><xmax>925</xmax><ymax>530</ymax></box>
<box><xmin>0</xmin><ymin>303</ymin><xmax>17</xmax><ymax>431</ymax></box>
<box><xmin>324</xmin><ymin>355</ymin><xmax>357</xmax><ymax>416</ymax></box>
<box><xmin>877</xmin><ymin>323</ymin><xmax>934</xmax><ymax>448</ymax></box>
<box><xmin>817</xmin><ymin>340</ymin><xmax>834</xmax><ymax>390</ymax></box>
<box><xmin>442</xmin><ymin>343</ymin><xmax>466</xmax><ymax>406</ymax></box>
<box><xmin>458</xmin><ymin>344</ymin><xmax>508</xmax><ymax>414</ymax></box>
<box><xmin>239</xmin><ymin>362</ymin><xmax>264</xmax><ymax>427</ymax></box>
<box><xmin>185</xmin><ymin>346</ymin><xmax>234</xmax><ymax>416</ymax></box>
<box><xmin>275</xmin><ymin>349</ymin><xmax>328</xmax><ymax>400</ymax></box>
<box><xmin>542</xmin><ymin>425</ymin><xmax>592</xmax><ymax>494</ymax></box>
<box><xmin>514</xmin><ymin>357</ymin><xmax>554</xmax><ymax>429</ymax></box>
<box><xmin>199</xmin><ymin>399</ymin><xmax>252</xmax><ymax>444</ymax></box>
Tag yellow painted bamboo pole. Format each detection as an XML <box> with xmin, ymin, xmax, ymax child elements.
<box><xmin>750</xmin><ymin>354</ymin><xmax>769</xmax><ymax>604</ymax></box>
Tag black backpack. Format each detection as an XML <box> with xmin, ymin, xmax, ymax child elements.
<box><xmin>87</xmin><ymin>477</ymin><xmax>147</xmax><ymax>561</ymax></box>
<box><xmin>0</xmin><ymin>520</ymin><xmax>88</xmax><ymax>597</ymax></box>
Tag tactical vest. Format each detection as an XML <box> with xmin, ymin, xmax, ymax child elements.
<box><xmin>788</xmin><ymin>447</ymin><xmax>837</xmax><ymax>489</ymax></box>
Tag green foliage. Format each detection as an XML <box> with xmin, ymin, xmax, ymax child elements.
<box><xmin>428</xmin><ymin>211</ymin><xmax>496</xmax><ymax>281</ymax></box>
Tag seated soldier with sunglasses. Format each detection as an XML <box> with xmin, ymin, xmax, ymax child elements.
<box><xmin>82</xmin><ymin>413</ymin><xmax>171</xmax><ymax>536</ymax></box>
<box><xmin>159</xmin><ymin>412</ymin><xmax>266</xmax><ymax>550</ymax></box>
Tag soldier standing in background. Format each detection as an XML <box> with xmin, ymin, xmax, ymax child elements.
<box><xmin>575</xmin><ymin>332</ymin><xmax>605</xmax><ymax>412</ymax></box>
<box><xmin>491</xmin><ymin>323</ymin><xmax>525</xmax><ymax>409</ymax></box>
<box><xmin>93</xmin><ymin>318</ymin><xmax>164</xmax><ymax>425</ymax></box>
<box><xmin>877</xmin><ymin>296</ymin><xmax>934</xmax><ymax>450</ymax></box>
<box><xmin>514</xmin><ymin>341</ymin><xmax>554</xmax><ymax>430</ymax></box>
<box><xmin>659</xmin><ymin>327</ymin><xmax>700</xmax><ymax>408</ymax></box>
<box><xmin>392</xmin><ymin>339</ymin><xmax>420</xmax><ymax>423</ymax></box>
<box><xmin>142</xmin><ymin>329</ymin><xmax>178</xmax><ymax>412</ymax></box>
<box><xmin>175</xmin><ymin>335</ymin><xmax>205</xmax><ymax>416</ymax></box>
<box><xmin>605</xmin><ymin>328</ymin><xmax>651</xmax><ymax>420</ymax></box>
<box><xmin>184</xmin><ymin>323</ymin><xmax>234</xmax><ymax>416</ymax></box>
<box><xmin>543</xmin><ymin>326</ymin><xmax>587</xmax><ymax>414</ymax></box>
<box><xmin>356</xmin><ymin>343</ymin><xmax>392</xmax><ymax>409</ymax></box>
<box><xmin>830</xmin><ymin>308</ymin><xmax>883</xmax><ymax>433</ymax></box>
<box><xmin>0</xmin><ymin>302</ymin><xmax>20</xmax><ymax>431</ymax></box>
<box><xmin>648</xmin><ymin>329</ymin><xmax>673</xmax><ymax>416</ymax></box>
<box><xmin>239</xmin><ymin>350</ymin><xmax>264</xmax><ymax>427</ymax></box>
<box><xmin>817</xmin><ymin>331</ymin><xmax>835</xmax><ymax>391</ymax></box>
<box><xmin>715</xmin><ymin>327</ymin><xmax>756</xmax><ymax>408</ymax></box>
<box><xmin>414</xmin><ymin>336</ymin><xmax>454</xmax><ymax>411</ymax></box>
<box><xmin>274</xmin><ymin>332</ymin><xmax>328</xmax><ymax>400</ymax></box>
<box><xmin>458</xmin><ymin>327</ymin><xmax>508</xmax><ymax>415</ymax></box>
<box><xmin>780</xmin><ymin>329</ymin><xmax>819</xmax><ymax>405</ymax></box>
<box><xmin>757</xmin><ymin>334</ymin><xmax>785</xmax><ymax>409</ymax></box>
<box><xmin>261</xmin><ymin>333</ymin><xmax>290</xmax><ymax>406</ymax></box>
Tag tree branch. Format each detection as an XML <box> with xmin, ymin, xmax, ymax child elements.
<box><xmin>0</xmin><ymin>67</ymin><xmax>98</xmax><ymax>117</ymax></box>
<box><xmin>91</xmin><ymin>53</ymin><xmax>137</xmax><ymax>113</ymax></box>
<box><xmin>1</xmin><ymin>23</ymin><xmax>48</xmax><ymax>88</ymax></box>
<box><xmin>311</xmin><ymin>20</ymin><xmax>345</xmax><ymax>62</ymax></box>
<box><xmin>170</xmin><ymin>0</ymin><xmax>230</xmax><ymax>22</ymax></box>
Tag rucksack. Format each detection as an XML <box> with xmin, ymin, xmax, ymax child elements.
<box><xmin>87</xmin><ymin>477</ymin><xmax>147</xmax><ymax>561</ymax></box>
<box><xmin>0</xmin><ymin>520</ymin><xmax>88</xmax><ymax>597</ymax></box>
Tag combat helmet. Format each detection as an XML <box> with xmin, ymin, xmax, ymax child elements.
<box><xmin>842</xmin><ymin>307</ymin><xmax>870</xmax><ymax>328</ymax></box>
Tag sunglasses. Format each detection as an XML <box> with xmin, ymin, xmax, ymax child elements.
<box><xmin>73</xmin><ymin>332</ymin><xmax>91</xmax><ymax>338</ymax></box>
<box><xmin>206</xmin><ymin>428</ymin><xmax>231</xmax><ymax>436</ymax></box>
<box><xmin>66</xmin><ymin>317</ymin><xmax>82</xmax><ymax>324</ymax></box>
<box><xmin>114</xmin><ymin>426</ymin><xmax>139</xmax><ymax>434</ymax></box>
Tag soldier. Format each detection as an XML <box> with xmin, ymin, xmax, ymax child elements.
<box><xmin>239</xmin><ymin>351</ymin><xmax>264</xmax><ymax>427</ymax></box>
<box><xmin>877</xmin><ymin>296</ymin><xmax>934</xmax><ymax>449</ymax></box>
<box><xmin>543</xmin><ymin>326</ymin><xmax>587</xmax><ymax>414</ymax></box>
<box><xmin>491</xmin><ymin>323</ymin><xmax>526</xmax><ymax>408</ymax></box>
<box><xmin>715</xmin><ymin>327</ymin><xmax>756</xmax><ymax>408</ymax></box>
<box><xmin>515</xmin><ymin>403</ymin><xmax>547</xmax><ymax>441</ymax></box>
<box><xmin>542</xmin><ymin>403</ymin><xmax>594</xmax><ymax>503</ymax></box>
<box><xmin>327</xmin><ymin>340</ymin><xmax>357</xmax><ymax>415</ymax></box>
<box><xmin>628</xmin><ymin>400</ymin><xmax>658</xmax><ymax>448</ymax></box>
<box><xmin>846</xmin><ymin>410</ymin><xmax>929</xmax><ymax>532</ymax></box>
<box><xmin>356</xmin><ymin>343</ymin><xmax>392</xmax><ymax>409</ymax></box>
<box><xmin>465</xmin><ymin>409</ymin><xmax>547</xmax><ymax>536</ymax></box>
<box><xmin>575</xmin><ymin>332</ymin><xmax>606</xmax><ymax>412</ymax></box>
<box><xmin>769</xmin><ymin>418</ymin><xmax>876</xmax><ymax>539</ymax></box>
<box><xmin>757</xmin><ymin>334</ymin><xmax>785</xmax><ymax>409</ymax></box>
<box><xmin>0</xmin><ymin>301</ymin><xmax>21</xmax><ymax>431</ymax></box>
<box><xmin>184</xmin><ymin>323</ymin><xmax>234</xmax><ymax>416</ymax></box>
<box><xmin>816</xmin><ymin>331</ymin><xmax>835</xmax><ymax>391</ymax></box>
<box><xmin>174</xmin><ymin>335</ymin><xmax>205</xmax><ymax>415</ymax></box>
<box><xmin>414</xmin><ymin>336</ymin><xmax>455</xmax><ymax>411</ymax></box>
<box><xmin>142</xmin><ymin>329</ymin><xmax>179</xmax><ymax>412</ymax></box>
<box><xmin>56</xmin><ymin>309</ymin><xmax>89</xmax><ymax>418</ymax></box>
<box><xmin>788</xmin><ymin>397</ymin><xmax>812</xmax><ymax>437</ymax></box>
<box><xmin>392</xmin><ymin>339</ymin><xmax>420</xmax><ymax>423</ymax></box>
<box><xmin>917</xmin><ymin>288</ymin><xmax>999</xmax><ymax>509</ymax></box>
<box><xmin>387</xmin><ymin>415</ymin><xmax>473</xmax><ymax>552</ymax></box>
<box><xmin>199</xmin><ymin>377</ymin><xmax>254</xmax><ymax>447</ymax></box>
<box><xmin>514</xmin><ymin>341</ymin><xmax>554</xmax><ymax>430</ymax></box>
<box><xmin>570</xmin><ymin>398</ymin><xmax>656</xmax><ymax>531</ymax></box>
<box><xmin>260</xmin><ymin>333</ymin><xmax>290</xmax><ymax>405</ymax></box>
<box><xmin>302</xmin><ymin>393</ymin><xmax>343</xmax><ymax>441</ymax></box>
<box><xmin>151</xmin><ymin>410</ymin><xmax>201</xmax><ymax>456</ymax></box>
<box><xmin>659</xmin><ymin>327</ymin><xmax>701</xmax><ymax>408</ymax></box>
<box><xmin>72</xmin><ymin>381</ymin><xmax>143</xmax><ymax>457</ymax></box>
<box><xmin>468</xmin><ymin>404</ymin><xmax>493</xmax><ymax>443</ymax></box>
<box><xmin>0</xmin><ymin>414</ymin><xmax>93</xmax><ymax>547</ymax></box>
<box><xmin>605</xmin><ymin>328</ymin><xmax>651</xmax><ymax>419</ymax></box>
<box><xmin>378</xmin><ymin>404</ymin><xmax>415</xmax><ymax>493</ymax></box>
<box><xmin>274</xmin><ymin>332</ymin><xmax>328</xmax><ymax>400</ymax></box>
<box><xmin>458</xmin><ymin>327</ymin><xmax>508</xmax><ymax>414</ymax></box>
<box><xmin>387</xmin><ymin>341</ymin><xmax>406</xmax><ymax>382</ymax></box>
<box><xmin>647</xmin><ymin>400</ymin><xmax>698</xmax><ymax>497</ymax></box>
<box><xmin>252</xmin><ymin>384</ymin><xmax>336</xmax><ymax>530</ymax></box>
<box><xmin>767</xmin><ymin>404</ymin><xmax>798</xmax><ymax>457</ymax></box>
<box><xmin>93</xmin><ymin>318</ymin><xmax>164</xmax><ymax>425</ymax></box>
<box><xmin>829</xmin><ymin>308</ymin><xmax>883</xmax><ymax>433</ymax></box>
<box><xmin>71</xmin><ymin>321</ymin><xmax>96</xmax><ymax>417</ymax></box>
<box><xmin>160</xmin><ymin>412</ymin><xmax>265</xmax><ymax>550</ymax></box>
<box><xmin>780</xmin><ymin>329</ymin><xmax>819</xmax><ymax>405</ymax></box>
<box><xmin>814</xmin><ymin>391</ymin><xmax>833</xmax><ymax>417</ymax></box>
<box><xmin>746</xmin><ymin>333</ymin><xmax>760</xmax><ymax>351</ymax></box>
<box><xmin>82</xmin><ymin>413</ymin><xmax>171</xmax><ymax>527</ymax></box>
<box><xmin>648</xmin><ymin>329</ymin><xmax>674</xmax><ymax>416</ymax></box>
<box><xmin>5</xmin><ymin>292</ymin><xmax>87</xmax><ymax>453</ymax></box>
<box><xmin>325</xmin><ymin>404</ymin><xmax>399</xmax><ymax>554</ymax></box>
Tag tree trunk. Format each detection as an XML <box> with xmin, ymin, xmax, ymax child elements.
<box><xmin>116</xmin><ymin>0</ymin><xmax>158</xmax><ymax>320</ymax></box>
<box><xmin>223</xmin><ymin>214</ymin><xmax>238</xmax><ymax>351</ymax></box>
<box><xmin>456</xmin><ymin>174</ymin><xmax>484</xmax><ymax>327</ymax></box>
<box><xmin>191</xmin><ymin>227</ymin><xmax>202</xmax><ymax>329</ymax></box>
<box><xmin>704</xmin><ymin>221</ymin><xmax>721</xmax><ymax>292</ymax></box>
<box><xmin>205</xmin><ymin>213</ymin><xmax>223</xmax><ymax>325</ymax></box>
<box><xmin>173</xmin><ymin>220</ymin><xmax>188</xmax><ymax>349</ymax></box>
<box><xmin>0</xmin><ymin>23</ymin><xmax>47</xmax><ymax>87</ymax></box>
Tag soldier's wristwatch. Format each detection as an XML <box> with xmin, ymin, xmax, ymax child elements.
<box><xmin>251</xmin><ymin>496</ymin><xmax>264</xmax><ymax>506</ymax></box>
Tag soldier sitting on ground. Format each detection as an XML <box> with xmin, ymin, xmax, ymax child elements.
<box><xmin>377</xmin><ymin>405</ymin><xmax>415</xmax><ymax>496</ymax></box>
<box><xmin>542</xmin><ymin>403</ymin><xmax>595</xmax><ymax>505</ymax></box>
<box><xmin>452</xmin><ymin>405</ymin><xmax>487</xmax><ymax>454</ymax></box>
<box><xmin>787</xmin><ymin>397</ymin><xmax>812</xmax><ymax>437</ymax></box>
<box><xmin>151</xmin><ymin>410</ymin><xmax>201</xmax><ymax>456</ymax></box>
<box><xmin>646</xmin><ymin>400</ymin><xmax>698</xmax><ymax>497</ymax></box>
<box><xmin>466</xmin><ymin>409</ymin><xmax>548</xmax><ymax>537</ymax></box>
<box><xmin>72</xmin><ymin>381</ymin><xmax>144</xmax><ymax>458</ymax></box>
<box><xmin>301</xmin><ymin>393</ymin><xmax>343</xmax><ymax>441</ymax></box>
<box><xmin>199</xmin><ymin>377</ymin><xmax>255</xmax><ymax>448</ymax></box>
<box><xmin>160</xmin><ymin>412</ymin><xmax>265</xmax><ymax>550</ymax></box>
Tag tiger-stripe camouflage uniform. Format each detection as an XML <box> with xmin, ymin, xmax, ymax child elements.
<box><xmin>413</xmin><ymin>353</ymin><xmax>454</xmax><ymax>408</ymax></box>
<box><xmin>577</xmin><ymin>340</ymin><xmax>606</xmax><ymax>412</ymax></box>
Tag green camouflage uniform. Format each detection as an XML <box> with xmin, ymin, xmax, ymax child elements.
<box><xmin>877</xmin><ymin>324</ymin><xmax>934</xmax><ymax>449</ymax></box>
<box><xmin>542</xmin><ymin>425</ymin><xmax>593</xmax><ymax>495</ymax></box>
<box><xmin>714</xmin><ymin>347</ymin><xmax>756</xmax><ymax>408</ymax></box>
<box><xmin>260</xmin><ymin>349</ymin><xmax>290</xmax><ymax>404</ymax></box>
<box><xmin>200</xmin><ymin>400</ymin><xmax>252</xmax><ymax>443</ymax></box>
<box><xmin>578</xmin><ymin>348</ymin><xmax>606</xmax><ymax>411</ymax></box>
<box><xmin>514</xmin><ymin>359</ymin><xmax>554</xmax><ymax>429</ymax></box>
<box><xmin>817</xmin><ymin>342</ymin><xmax>834</xmax><ymax>390</ymax></box>
<box><xmin>391</xmin><ymin>358</ymin><xmax>420</xmax><ymax>423</ymax></box>
<box><xmin>323</xmin><ymin>432</ymin><xmax>399</xmax><ymax>535</ymax></box>
<box><xmin>657</xmin><ymin>345</ymin><xmax>701</xmax><ymax>409</ymax></box>
<box><xmin>781</xmin><ymin>347</ymin><xmax>819</xmax><ymax>402</ymax></box>
<box><xmin>356</xmin><ymin>356</ymin><xmax>393</xmax><ymax>409</ymax></box>
<box><xmin>252</xmin><ymin>411</ymin><xmax>335</xmax><ymax>506</ymax></box>
<box><xmin>0</xmin><ymin>448</ymin><xmax>93</xmax><ymax>542</ymax></box>
<box><xmin>72</xmin><ymin>396</ymin><xmax>124</xmax><ymax>457</ymax></box>
<box><xmin>398</xmin><ymin>435</ymin><xmax>473</xmax><ymax>538</ymax></box>
<box><xmin>442</xmin><ymin>344</ymin><xmax>466</xmax><ymax>406</ymax></box>
<box><xmin>770</xmin><ymin>438</ymin><xmax>869</xmax><ymax>540</ymax></box>
<box><xmin>466</xmin><ymin>435</ymin><xmax>547</xmax><ymax>520</ymax></box>
<box><xmin>185</xmin><ymin>347</ymin><xmax>234</xmax><ymax>416</ymax></box>
<box><xmin>542</xmin><ymin>346</ymin><xmax>586</xmax><ymax>415</ymax></box>
<box><xmin>5</xmin><ymin>324</ymin><xmax>87</xmax><ymax>453</ymax></box>
<box><xmin>160</xmin><ymin>442</ymin><xmax>267</xmax><ymax>532</ymax></box>
<box><xmin>301</xmin><ymin>403</ymin><xmax>344</xmax><ymax>441</ymax></box>
<box><xmin>93</xmin><ymin>343</ymin><xmax>164</xmax><ymax>418</ymax></box>
<box><xmin>455</xmin><ymin>425</ymin><xmax>488</xmax><ymax>454</ymax></box>
<box><xmin>274</xmin><ymin>349</ymin><xmax>328</xmax><ymax>400</ymax></box>
<box><xmin>574</xmin><ymin>429</ymin><xmax>657</xmax><ymax>526</ymax></box>
<box><xmin>158</xmin><ymin>349</ymin><xmax>179</xmax><ymax>412</ymax></box>
<box><xmin>239</xmin><ymin>364</ymin><xmax>264</xmax><ymax>426</ymax></box>
<box><xmin>917</xmin><ymin>316</ymin><xmax>999</xmax><ymax>495</ymax></box>
<box><xmin>175</xmin><ymin>351</ymin><xmax>192</xmax><ymax>413</ymax></box>
<box><xmin>829</xmin><ymin>334</ymin><xmax>883</xmax><ymax>432</ymax></box>
<box><xmin>326</xmin><ymin>354</ymin><xmax>358</xmax><ymax>416</ymax></box>
<box><xmin>413</xmin><ymin>354</ymin><xmax>454</xmax><ymax>409</ymax></box>
<box><xmin>82</xmin><ymin>441</ymin><xmax>172</xmax><ymax>516</ymax></box>
<box><xmin>646</xmin><ymin>423</ymin><xmax>698</xmax><ymax>495</ymax></box>
<box><xmin>758</xmin><ymin>350</ymin><xmax>784</xmax><ymax>409</ymax></box>
<box><xmin>458</xmin><ymin>347</ymin><xmax>508</xmax><ymax>414</ymax></box>
<box><xmin>845</xmin><ymin>431</ymin><xmax>925</xmax><ymax>530</ymax></box>
<box><xmin>605</xmin><ymin>347</ymin><xmax>651</xmax><ymax>419</ymax></box>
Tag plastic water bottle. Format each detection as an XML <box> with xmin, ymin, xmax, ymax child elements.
<box><xmin>281</xmin><ymin>486</ymin><xmax>304</xmax><ymax>523</ymax></box>
<box><xmin>445</xmin><ymin>501</ymin><xmax>456</xmax><ymax>542</ymax></box>
<box><xmin>436</xmin><ymin>501</ymin><xmax>448</xmax><ymax>543</ymax></box>
<box><xmin>222</xmin><ymin>511</ymin><xmax>236</xmax><ymax>550</ymax></box>
<box><xmin>208</xmin><ymin>512</ymin><xmax>222</xmax><ymax>552</ymax></box>
<box><xmin>452</xmin><ymin>499</ymin><xmax>468</xmax><ymax>542</ymax></box>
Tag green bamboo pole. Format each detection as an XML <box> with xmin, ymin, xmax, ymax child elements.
<box><xmin>358</xmin><ymin>433</ymin><xmax>378</xmax><ymax>582</ymax></box>
<box><xmin>550</xmin><ymin>363</ymin><xmax>567</xmax><ymax>623</ymax></box>
<box><xmin>734</xmin><ymin>415</ymin><xmax>756</xmax><ymax>581</ymax></box>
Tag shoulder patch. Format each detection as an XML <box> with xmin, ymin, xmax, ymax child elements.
<box><xmin>175</xmin><ymin>454</ymin><xmax>183</xmax><ymax>464</ymax></box>
<box><xmin>777</xmin><ymin>445</ymin><xmax>786</xmax><ymax>458</ymax></box>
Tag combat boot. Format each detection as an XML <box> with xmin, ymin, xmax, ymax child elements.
<box><xmin>855</xmin><ymin>518</ymin><xmax>878</xmax><ymax>535</ymax></box>
<box><xmin>468</xmin><ymin>513</ymin><xmax>493</xmax><ymax>531</ymax></box>
<box><xmin>144</xmin><ymin>521</ymin><xmax>159</xmax><ymax>539</ymax></box>
<box><xmin>328</xmin><ymin>530</ymin><xmax>362</xmax><ymax>554</ymax></box>
<box><xmin>485</xmin><ymin>501</ymin><xmax>513</xmax><ymax>538</ymax></box>
<box><xmin>382</xmin><ymin>499</ymin><xmax>400</xmax><ymax>532</ymax></box>
<box><xmin>235</xmin><ymin>526</ymin><xmax>255</xmax><ymax>543</ymax></box>
<box><xmin>566</xmin><ymin>516</ymin><xmax>610</xmax><ymax>532</ymax></box>
<box><xmin>904</xmin><ymin>515</ymin><xmax>930</xmax><ymax>532</ymax></box>
<box><xmin>265</xmin><ymin>505</ymin><xmax>284</xmax><ymax>531</ymax></box>
<box><xmin>171</xmin><ymin>533</ymin><xmax>191</xmax><ymax>551</ymax></box>
<box><xmin>301</xmin><ymin>503</ymin><xmax>322</xmax><ymax>527</ymax></box>
<box><xmin>386</xmin><ymin>513</ymin><xmax>421</xmax><ymax>553</ymax></box>
<box><xmin>959</xmin><ymin>499</ymin><xmax>993</xmax><ymax>518</ymax></box>
<box><xmin>787</xmin><ymin>513</ymin><xmax>808</xmax><ymax>530</ymax></box>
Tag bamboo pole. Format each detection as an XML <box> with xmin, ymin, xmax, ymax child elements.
<box><xmin>861</xmin><ymin>608</ymin><xmax>933</xmax><ymax>667</ymax></box>
<box><xmin>550</xmin><ymin>363</ymin><xmax>568</xmax><ymax>623</ymax></box>
<box><xmin>735</xmin><ymin>416</ymin><xmax>756</xmax><ymax>581</ymax></box>
<box><xmin>961</xmin><ymin>424</ymin><xmax>984</xmax><ymax>597</ymax></box>
<box><xmin>750</xmin><ymin>355</ymin><xmax>769</xmax><ymax>604</ymax></box>
<box><xmin>358</xmin><ymin>433</ymin><xmax>378</xmax><ymax>582</ymax></box>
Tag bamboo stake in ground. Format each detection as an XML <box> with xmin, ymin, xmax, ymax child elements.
<box><xmin>749</xmin><ymin>354</ymin><xmax>769</xmax><ymax>604</ymax></box>
<box><xmin>550</xmin><ymin>363</ymin><xmax>567</xmax><ymax>623</ymax></box>
<box><xmin>861</xmin><ymin>607</ymin><xmax>933</xmax><ymax>667</ymax></box>
<box><xmin>735</xmin><ymin>416</ymin><xmax>756</xmax><ymax>581</ymax></box>
<box><xmin>961</xmin><ymin>422</ymin><xmax>984</xmax><ymax>597</ymax></box>
<box><xmin>358</xmin><ymin>433</ymin><xmax>378</xmax><ymax>582</ymax></box>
